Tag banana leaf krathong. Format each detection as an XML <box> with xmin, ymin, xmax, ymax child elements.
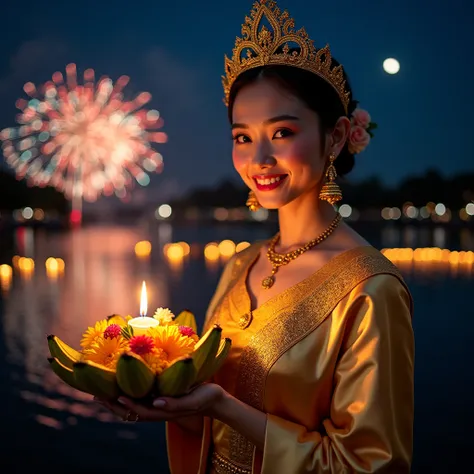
<box><xmin>47</xmin><ymin>310</ymin><xmax>231</xmax><ymax>400</ymax></box>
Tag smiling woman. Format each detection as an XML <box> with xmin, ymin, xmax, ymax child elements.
<box><xmin>100</xmin><ymin>1</ymin><xmax>414</xmax><ymax>473</ymax></box>
<box><xmin>163</xmin><ymin>2</ymin><xmax>414</xmax><ymax>474</ymax></box>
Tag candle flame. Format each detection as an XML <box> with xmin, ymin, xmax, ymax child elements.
<box><xmin>140</xmin><ymin>281</ymin><xmax>147</xmax><ymax>316</ymax></box>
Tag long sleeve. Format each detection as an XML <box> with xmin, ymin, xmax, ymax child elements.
<box><xmin>261</xmin><ymin>275</ymin><xmax>414</xmax><ymax>474</ymax></box>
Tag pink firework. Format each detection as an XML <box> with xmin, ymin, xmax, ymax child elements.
<box><xmin>0</xmin><ymin>63</ymin><xmax>167</xmax><ymax>202</ymax></box>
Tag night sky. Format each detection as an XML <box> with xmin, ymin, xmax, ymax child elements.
<box><xmin>0</xmin><ymin>0</ymin><xmax>472</xmax><ymax>203</ymax></box>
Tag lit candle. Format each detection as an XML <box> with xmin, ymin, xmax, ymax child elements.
<box><xmin>128</xmin><ymin>281</ymin><xmax>159</xmax><ymax>336</ymax></box>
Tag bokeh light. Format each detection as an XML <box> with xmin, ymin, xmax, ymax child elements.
<box><xmin>134</xmin><ymin>240</ymin><xmax>152</xmax><ymax>259</ymax></box>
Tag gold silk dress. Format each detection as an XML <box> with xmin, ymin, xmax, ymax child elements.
<box><xmin>166</xmin><ymin>243</ymin><xmax>415</xmax><ymax>474</ymax></box>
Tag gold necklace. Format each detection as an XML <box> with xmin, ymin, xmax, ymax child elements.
<box><xmin>262</xmin><ymin>213</ymin><xmax>343</xmax><ymax>289</ymax></box>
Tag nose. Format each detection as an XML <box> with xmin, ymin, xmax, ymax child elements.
<box><xmin>252</xmin><ymin>140</ymin><xmax>276</xmax><ymax>169</ymax></box>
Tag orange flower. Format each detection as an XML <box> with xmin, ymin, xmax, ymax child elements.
<box><xmin>143</xmin><ymin>348</ymin><xmax>169</xmax><ymax>374</ymax></box>
<box><xmin>148</xmin><ymin>325</ymin><xmax>196</xmax><ymax>363</ymax></box>
<box><xmin>82</xmin><ymin>336</ymin><xmax>129</xmax><ymax>369</ymax></box>
<box><xmin>80</xmin><ymin>319</ymin><xmax>108</xmax><ymax>349</ymax></box>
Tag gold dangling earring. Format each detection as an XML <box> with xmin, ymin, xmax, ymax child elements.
<box><xmin>246</xmin><ymin>190</ymin><xmax>261</xmax><ymax>212</ymax></box>
<box><xmin>319</xmin><ymin>152</ymin><xmax>342</xmax><ymax>205</ymax></box>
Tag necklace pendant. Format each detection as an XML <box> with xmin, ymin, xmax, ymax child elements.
<box><xmin>262</xmin><ymin>275</ymin><xmax>275</xmax><ymax>289</ymax></box>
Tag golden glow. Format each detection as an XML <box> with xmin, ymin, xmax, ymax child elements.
<box><xmin>18</xmin><ymin>257</ymin><xmax>35</xmax><ymax>279</ymax></box>
<box><xmin>218</xmin><ymin>240</ymin><xmax>236</xmax><ymax>257</ymax></box>
<box><xmin>0</xmin><ymin>264</ymin><xmax>12</xmax><ymax>278</ymax></box>
<box><xmin>165</xmin><ymin>243</ymin><xmax>185</xmax><ymax>260</ymax></box>
<box><xmin>156</xmin><ymin>241</ymin><xmax>472</xmax><ymax>275</ymax></box>
<box><xmin>140</xmin><ymin>280</ymin><xmax>147</xmax><ymax>316</ymax></box>
<box><xmin>0</xmin><ymin>264</ymin><xmax>12</xmax><ymax>292</ymax></box>
<box><xmin>45</xmin><ymin>257</ymin><xmax>64</xmax><ymax>279</ymax></box>
<box><xmin>45</xmin><ymin>257</ymin><xmax>59</xmax><ymax>271</ymax></box>
<box><xmin>12</xmin><ymin>255</ymin><xmax>21</xmax><ymax>269</ymax></box>
<box><xmin>204</xmin><ymin>242</ymin><xmax>220</xmax><ymax>261</ymax></box>
<box><xmin>45</xmin><ymin>257</ymin><xmax>64</xmax><ymax>278</ymax></box>
<box><xmin>178</xmin><ymin>241</ymin><xmax>190</xmax><ymax>256</ymax></box>
<box><xmin>56</xmin><ymin>258</ymin><xmax>65</xmax><ymax>272</ymax></box>
<box><xmin>382</xmin><ymin>247</ymin><xmax>474</xmax><ymax>272</ymax></box>
<box><xmin>134</xmin><ymin>240</ymin><xmax>152</xmax><ymax>258</ymax></box>
<box><xmin>236</xmin><ymin>241</ymin><xmax>251</xmax><ymax>253</ymax></box>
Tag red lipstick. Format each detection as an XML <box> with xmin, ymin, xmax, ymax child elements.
<box><xmin>252</xmin><ymin>174</ymin><xmax>288</xmax><ymax>191</ymax></box>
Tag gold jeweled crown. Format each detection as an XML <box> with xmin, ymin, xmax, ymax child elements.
<box><xmin>222</xmin><ymin>0</ymin><xmax>350</xmax><ymax>113</ymax></box>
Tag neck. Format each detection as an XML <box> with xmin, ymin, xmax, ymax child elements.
<box><xmin>276</xmin><ymin>188</ymin><xmax>339</xmax><ymax>252</ymax></box>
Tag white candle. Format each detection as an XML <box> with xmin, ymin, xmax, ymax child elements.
<box><xmin>128</xmin><ymin>281</ymin><xmax>159</xmax><ymax>336</ymax></box>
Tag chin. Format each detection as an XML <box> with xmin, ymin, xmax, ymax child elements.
<box><xmin>257</xmin><ymin>195</ymin><xmax>292</xmax><ymax>210</ymax></box>
<box><xmin>258</xmin><ymin>188</ymin><xmax>309</xmax><ymax>210</ymax></box>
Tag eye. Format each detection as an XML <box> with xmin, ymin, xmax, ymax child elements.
<box><xmin>273</xmin><ymin>128</ymin><xmax>294</xmax><ymax>139</ymax></box>
<box><xmin>233</xmin><ymin>134</ymin><xmax>251</xmax><ymax>144</ymax></box>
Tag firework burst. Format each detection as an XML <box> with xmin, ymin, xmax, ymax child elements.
<box><xmin>0</xmin><ymin>63</ymin><xmax>167</xmax><ymax>202</ymax></box>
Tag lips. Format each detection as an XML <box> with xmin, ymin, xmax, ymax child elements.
<box><xmin>252</xmin><ymin>174</ymin><xmax>288</xmax><ymax>191</ymax></box>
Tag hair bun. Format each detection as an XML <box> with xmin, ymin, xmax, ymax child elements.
<box><xmin>335</xmin><ymin>146</ymin><xmax>355</xmax><ymax>177</ymax></box>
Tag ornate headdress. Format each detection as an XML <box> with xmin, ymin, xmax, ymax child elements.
<box><xmin>222</xmin><ymin>0</ymin><xmax>350</xmax><ymax>113</ymax></box>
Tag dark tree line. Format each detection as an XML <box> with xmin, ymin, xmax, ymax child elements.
<box><xmin>0</xmin><ymin>170</ymin><xmax>69</xmax><ymax>213</ymax></box>
<box><xmin>172</xmin><ymin>169</ymin><xmax>474</xmax><ymax>210</ymax></box>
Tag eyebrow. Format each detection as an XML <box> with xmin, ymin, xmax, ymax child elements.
<box><xmin>231</xmin><ymin>114</ymin><xmax>300</xmax><ymax>130</ymax></box>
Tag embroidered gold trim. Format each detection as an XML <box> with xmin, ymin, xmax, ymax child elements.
<box><xmin>228</xmin><ymin>247</ymin><xmax>407</xmax><ymax>466</ymax></box>
<box><xmin>211</xmin><ymin>451</ymin><xmax>251</xmax><ymax>474</ymax></box>
<box><xmin>205</xmin><ymin>243</ymin><xmax>263</xmax><ymax>331</ymax></box>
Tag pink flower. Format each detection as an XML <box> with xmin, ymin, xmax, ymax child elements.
<box><xmin>348</xmin><ymin>125</ymin><xmax>370</xmax><ymax>154</ymax></box>
<box><xmin>351</xmin><ymin>108</ymin><xmax>371</xmax><ymax>128</ymax></box>
<box><xmin>129</xmin><ymin>335</ymin><xmax>155</xmax><ymax>355</ymax></box>
<box><xmin>104</xmin><ymin>324</ymin><xmax>121</xmax><ymax>339</ymax></box>
<box><xmin>178</xmin><ymin>325</ymin><xmax>196</xmax><ymax>338</ymax></box>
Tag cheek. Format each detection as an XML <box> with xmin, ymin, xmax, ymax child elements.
<box><xmin>232</xmin><ymin>149</ymin><xmax>247</xmax><ymax>174</ymax></box>
<box><xmin>281</xmin><ymin>140</ymin><xmax>321</xmax><ymax>170</ymax></box>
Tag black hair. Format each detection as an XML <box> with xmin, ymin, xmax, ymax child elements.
<box><xmin>227</xmin><ymin>56</ymin><xmax>357</xmax><ymax>176</ymax></box>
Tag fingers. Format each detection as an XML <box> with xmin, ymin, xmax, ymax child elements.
<box><xmin>94</xmin><ymin>395</ymin><xmax>200</xmax><ymax>422</ymax></box>
<box><xmin>117</xmin><ymin>397</ymin><xmax>155</xmax><ymax>421</ymax></box>
<box><xmin>101</xmin><ymin>400</ymin><xmax>131</xmax><ymax>421</ymax></box>
<box><xmin>153</xmin><ymin>391</ymin><xmax>200</xmax><ymax>413</ymax></box>
<box><xmin>116</xmin><ymin>397</ymin><xmax>190</xmax><ymax>421</ymax></box>
<box><xmin>93</xmin><ymin>397</ymin><xmax>140</xmax><ymax>422</ymax></box>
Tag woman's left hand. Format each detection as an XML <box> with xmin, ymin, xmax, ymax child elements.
<box><xmin>96</xmin><ymin>383</ymin><xmax>226</xmax><ymax>422</ymax></box>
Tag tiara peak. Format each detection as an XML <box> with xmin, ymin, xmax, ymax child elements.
<box><xmin>222</xmin><ymin>0</ymin><xmax>350</xmax><ymax>114</ymax></box>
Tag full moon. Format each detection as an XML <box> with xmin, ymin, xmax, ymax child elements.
<box><xmin>383</xmin><ymin>58</ymin><xmax>400</xmax><ymax>74</ymax></box>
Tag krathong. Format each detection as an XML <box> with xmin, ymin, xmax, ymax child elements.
<box><xmin>47</xmin><ymin>310</ymin><xmax>230</xmax><ymax>400</ymax></box>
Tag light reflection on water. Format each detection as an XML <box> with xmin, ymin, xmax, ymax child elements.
<box><xmin>0</xmin><ymin>222</ymin><xmax>473</xmax><ymax>473</ymax></box>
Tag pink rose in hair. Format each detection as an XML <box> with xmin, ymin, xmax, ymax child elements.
<box><xmin>348</xmin><ymin>125</ymin><xmax>370</xmax><ymax>154</ymax></box>
<box><xmin>351</xmin><ymin>108</ymin><xmax>371</xmax><ymax>128</ymax></box>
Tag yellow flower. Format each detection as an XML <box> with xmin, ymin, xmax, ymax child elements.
<box><xmin>80</xmin><ymin>319</ymin><xmax>109</xmax><ymax>349</ymax></box>
<box><xmin>148</xmin><ymin>325</ymin><xmax>196</xmax><ymax>363</ymax></box>
<box><xmin>106</xmin><ymin>314</ymin><xmax>132</xmax><ymax>328</ymax></box>
<box><xmin>143</xmin><ymin>348</ymin><xmax>169</xmax><ymax>374</ymax></box>
<box><xmin>83</xmin><ymin>336</ymin><xmax>129</xmax><ymax>369</ymax></box>
<box><xmin>153</xmin><ymin>307</ymin><xmax>175</xmax><ymax>325</ymax></box>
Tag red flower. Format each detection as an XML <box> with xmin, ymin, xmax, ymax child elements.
<box><xmin>178</xmin><ymin>325</ymin><xmax>196</xmax><ymax>338</ymax></box>
<box><xmin>104</xmin><ymin>324</ymin><xmax>122</xmax><ymax>339</ymax></box>
<box><xmin>129</xmin><ymin>335</ymin><xmax>155</xmax><ymax>355</ymax></box>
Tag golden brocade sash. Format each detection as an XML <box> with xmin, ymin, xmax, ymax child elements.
<box><xmin>206</xmin><ymin>244</ymin><xmax>409</xmax><ymax>469</ymax></box>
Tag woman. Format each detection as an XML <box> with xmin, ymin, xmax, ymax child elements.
<box><xmin>100</xmin><ymin>1</ymin><xmax>415</xmax><ymax>472</ymax></box>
